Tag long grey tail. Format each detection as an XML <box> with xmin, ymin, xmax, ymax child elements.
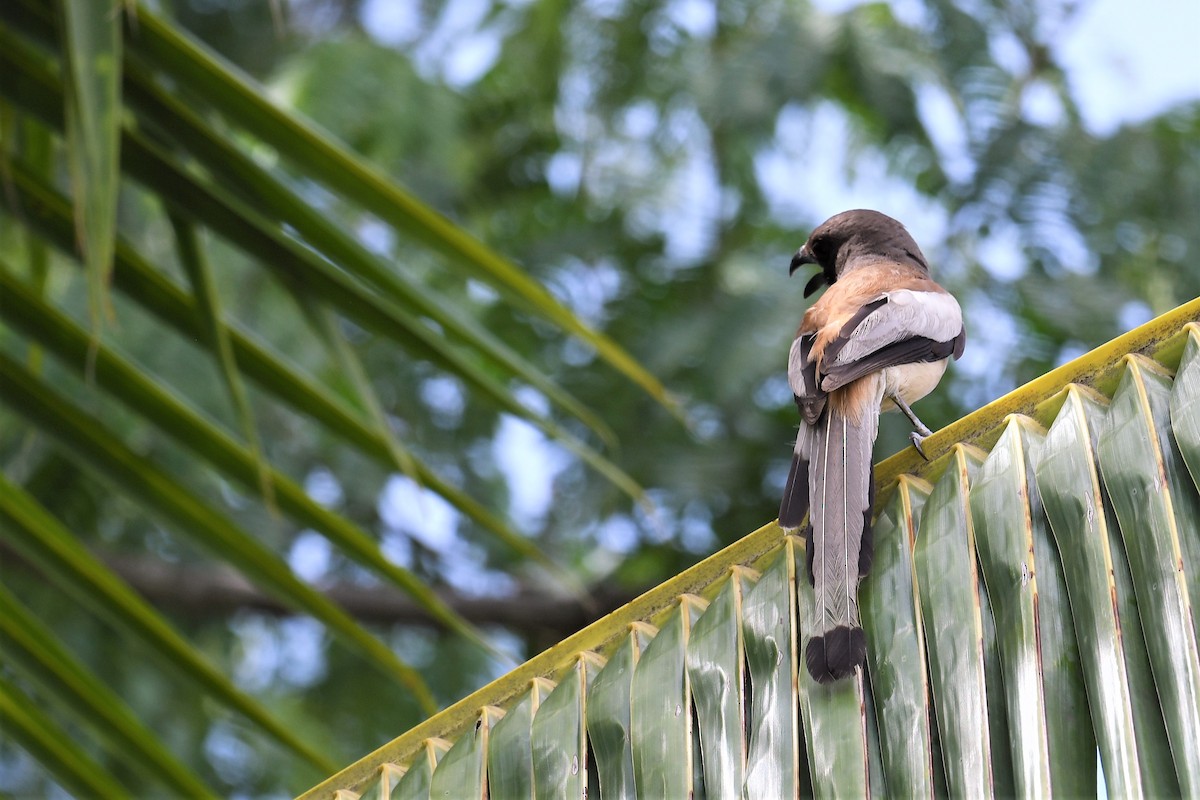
<box><xmin>804</xmin><ymin>392</ymin><xmax>879</xmax><ymax>683</ymax></box>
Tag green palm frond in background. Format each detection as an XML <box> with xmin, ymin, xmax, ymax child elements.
<box><xmin>0</xmin><ymin>1</ymin><xmax>674</xmax><ymax>794</ymax></box>
<box><xmin>301</xmin><ymin>305</ymin><xmax>1200</xmax><ymax>799</ymax></box>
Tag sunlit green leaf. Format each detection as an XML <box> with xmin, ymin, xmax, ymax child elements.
<box><xmin>860</xmin><ymin>476</ymin><xmax>942</xmax><ymax>796</ymax></box>
<box><xmin>685</xmin><ymin>567</ymin><xmax>753</xmax><ymax>797</ymax></box>
<box><xmin>428</xmin><ymin>707</ymin><xmax>502</xmax><ymax>799</ymax></box>
<box><xmin>971</xmin><ymin>416</ymin><xmax>1094</xmax><ymax>795</ymax></box>
<box><xmin>394</xmin><ymin>740</ymin><xmax>449</xmax><ymax>800</ymax></box>
<box><xmin>585</xmin><ymin>623</ymin><xmax>655</xmax><ymax>800</ymax></box>
<box><xmin>630</xmin><ymin>595</ymin><xmax>706</xmax><ymax>798</ymax></box>
<box><xmin>912</xmin><ymin>445</ymin><xmax>994</xmax><ymax>796</ymax></box>
<box><xmin>1170</xmin><ymin>325</ymin><xmax>1200</xmax><ymax>493</ymax></box>
<box><xmin>531</xmin><ymin>653</ymin><xmax>603</xmax><ymax>799</ymax></box>
<box><xmin>1036</xmin><ymin>384</ymin><xmax>1177</xmax><ymax>795</ymax></box>
<box><xmin>743</xmin><ymin>541</ymin><xmax>803</xmax><ymax>797</ymax></box>
<box><xmin>487</xmin><ymin>678</ymin><xmax>553</xmax><ymax>800</ymax></box>
<box><xmin>1097</xmin><ymin>355</ymin><xmax>1200</xmax><ymax>793</ymax></box>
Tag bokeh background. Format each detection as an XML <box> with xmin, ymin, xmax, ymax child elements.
<box><xmin>2</xmin><ymin>0</ymin><xmax>1199</xmax><ymax>795</ymax></box>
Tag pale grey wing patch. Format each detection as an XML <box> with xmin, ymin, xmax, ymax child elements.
<box><xmin>828</xmin><ymin>290</ymin><xmax>963</xmax><ymax>367</ymax></box>
<box><xmin>788</xmin><ymin>335</ymin><xmax>813</xmax><ymax>397</ymax></box>
<box><xmin>789</xmin><ymin>334</ymin><xmax>825</xmax><ymax>425</ymax></box>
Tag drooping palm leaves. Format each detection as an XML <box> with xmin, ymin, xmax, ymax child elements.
<box><xmin>0</xmin><ymin>1</ymin><xmax>675</xmax><ymax>794</ymax></box>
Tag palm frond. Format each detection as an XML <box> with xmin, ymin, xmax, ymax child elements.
<box><xmin>0</xmin><ymin>582</ymin><xmax>219</xmax><ymax>798</ymax></box>
<box><xmin>300</xmin><ymin>302</ymin><xmax>1200</xmax><ymax>799</ymax></box>
<box><xmin>0</xmin><ymin>475</ymin><xmax>338</xmax><ymax>776</ymax></box>
<box><xmin>58</xmin><ymin>0</ymin><xmax>120</xmax><ymax>334</ymax></box>
<box><xmin>0</xmin><ymin>2</ymin><xmax>674</xmax><ymax>786</ymax></box>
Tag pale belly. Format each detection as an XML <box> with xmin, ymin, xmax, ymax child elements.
<box><xmin>880</xmin><ymin>359</ymin><xmax>949</xmax><ymax>411</ymax></box>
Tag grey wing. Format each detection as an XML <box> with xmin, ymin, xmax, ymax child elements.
<box><xmin>788</xmin><ymin>333</ymin><xmax>826</xmax><ymax>425</ymax></box>
<box><xmin>781</xmin><ymin>336</ymin><xmax>823</xmax><ymax>529</ymax></box>
<box><xmin>821</xmin><ymin>289</ymin><xmax>965</xmax><ymax>391</ymax></box>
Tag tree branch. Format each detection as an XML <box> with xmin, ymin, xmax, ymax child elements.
<box><xmin>4</xmin><ymin>546</ymin><xmax>643</xmax><ymax>636</ymax></box>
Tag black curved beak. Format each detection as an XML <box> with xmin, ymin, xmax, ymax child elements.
<box><xmin>789</xmin><ymin>246</ymin><xmax>816</xmax><ymax>276</ymax></box>
<box><xmin>790</xmin><ymin>245</ymin><xmax>826</xmax><ymax>296</ymax></box>
<box><xmin>802</xmin><ymin>271</ymin><xmax>826</xmax><ymax>297</ymax></box>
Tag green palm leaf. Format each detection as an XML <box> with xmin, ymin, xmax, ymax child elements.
<box><xmin>57</xmin><ymin>0</ymin><xmax>120</xmax><ymax>334</ymax></box>
<box><xmin>0</xmin><ymin>475</ymin><xmax>338</xmax><ymax>775</ymax></box>
<box><xmin>0</xmin><ymin>0</ymin><xmax>641</xmax><ymax>504</ymax></box>
<box><xmin>1</xmin><ymin>2</ymin><xmax>672</xmax><ymax>791</ymax></box>
<box><xmin>121</xmin><ymin>3</ymin><xmax>681</xmax><ymax>419</ymax></box>
<box><xmin>0</xmin><ymin>352</ymin><xmax>438</xmax><ymax>711</ymax></box>
<box><xmin>0</xmin><ymin>675</ymin><xmax>130</xmax><ymax>800</ymax></box>
<box><xmin>300</xmin><ymin>301</ymin><xmax>1200</xmax><ymax>799</ymax></box>
<box><xmin>120</xmin><ymin>60</ymin><xmax>617</xmax><ymax>449</ymax></box>
<box><xmin>0</xmin><ymin>582</ymin><xmax>218</xmax><ymax>799</ymax></box>
<box><xmin>0</xmin><ymin>268</ymin><xmax>500</xmax><ymax>648</ymax></box>
<box><xmin>0</xmin><ymin>162</ymin><xmax>526</xmax><ymax>551</ymax></box>
<box><xmin>166</xmin><ymin>211</ymin><xmax>276</xmax><ymax>509</ymax></box>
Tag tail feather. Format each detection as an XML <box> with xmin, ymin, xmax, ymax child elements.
<box><xmin>806</xmin><ymin>625</ymin><xmax>867</xmax><ymax>683</ymax></box>
<box><xmin>804</xmin><ymin>378</ymin><xmax>881</xmax><ymax>683</ymax></box>
<box><xmin>859</xmin><ymin>469</ymin><xmax>876</xmax><ymax>578</ymax></box>
<box><xmin>778</xmin><ymin>452</ymin><xmax>809</xmax><ymax>529</ymax></box>
<box><xmin>804</xmin><ymin>522</ymin><xmax>815</xmax><ymax>586</ymax></box>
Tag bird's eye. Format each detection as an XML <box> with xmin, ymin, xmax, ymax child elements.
<box><xmin>810</xmin><ymin>235</ymin><xmax>832</xmax><ymax>261</ymax></box>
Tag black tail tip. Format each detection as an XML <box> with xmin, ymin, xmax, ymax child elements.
<box><xmin>805</xmin><ymin>626</ymin><xmax>866</xmax><ymax>683</ymax></box>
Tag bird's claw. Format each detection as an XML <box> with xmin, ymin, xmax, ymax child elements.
<box><xmin>892</xmin><ymin>392</ymin><xmax>935</xmax><ymax>460</ymax></box>
<box><xmin>910</xmin><ymin>431</ymin><xmax>931</xmax><ymax>461</ymax></box>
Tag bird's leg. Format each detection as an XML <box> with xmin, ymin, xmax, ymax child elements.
<box><xmin>891</xmin><ymin>393</ymin><xmax>934</xmax><ymax>460</ymax></box>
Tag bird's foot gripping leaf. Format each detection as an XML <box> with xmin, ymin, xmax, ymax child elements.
<box><xmin>910</xmin><ymin>430</ymin><xmax>931</xmax><ymax>460</ymax></box>
<box><xmin>892</xmin><ymin>392</ymin><xmax>934</xmax><ymax>460</ymax></box>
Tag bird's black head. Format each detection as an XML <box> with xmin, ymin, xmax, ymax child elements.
<box><xmin>789</xmin><ymin>209</ymin><xmax>929</xmax><ymax>297</ymax></box>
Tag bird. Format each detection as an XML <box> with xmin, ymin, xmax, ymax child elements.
<box><xmin>779</xmin><ymin>209</ymin><xmax>965</xmax><ymax>683</ymax></box>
